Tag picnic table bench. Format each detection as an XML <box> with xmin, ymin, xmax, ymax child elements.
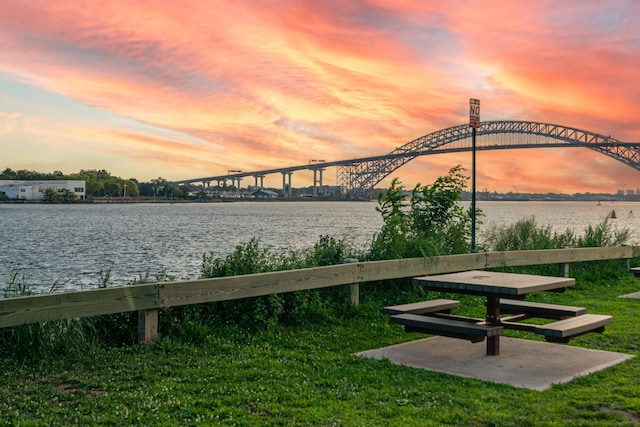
<box><xmin>383</xmin><ymin>298</ymin><xmax>502</xmax><ymax>343</ymax></box>
<box><xmin>381</xmin><ymin>299</ymin><xmax>460</xmax><ymax>315</ymax></box>
<box><xmin>534</xmin><ymin>314</ymin><xmax>612</xmax><ymax>343</ymax></box>
<box><xmin>498</xmin><ymin>299</ymin><xmax>586</xmax><ymax>320</ymax></box>
<box><xmin>383</xmin><ymin>271</ymin><xmax>613</xmax><ymax>356</ymax></box>
<box><xmin>389</xmin><ymin>313</ymin><xmax>502</xmax><ymax>343</ymax></box>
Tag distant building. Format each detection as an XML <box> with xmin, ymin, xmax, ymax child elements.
<box><xmin>0</xmin><ymin>180</ymin><xmax>86</xmax><ymax>200</ymax></box>
<box><xmin>320</xmin><ymin>185</ymin><xmax>342</xmax><ymax>196</ymax></box>
<box><xmin>252</xmin><ymin>189</ymin><xmax>278</xmax><ymax>199</ymax></box>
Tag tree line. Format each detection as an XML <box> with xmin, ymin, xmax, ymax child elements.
<box><xmin>0</xmin><ymin>168</ymin><xmax>193</xmax><ymax>200</ymax></box>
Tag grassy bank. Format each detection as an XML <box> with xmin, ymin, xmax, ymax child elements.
<box><xmin>1</xmin><ymin>270</ymin><xmax>639</xmax><ymax>426</ymax></box>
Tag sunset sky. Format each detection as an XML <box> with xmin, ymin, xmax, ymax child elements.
<box><xmin>1</xmin><ymin>1</ymin><xmax>639</xmax><ymax>193</ymax></box>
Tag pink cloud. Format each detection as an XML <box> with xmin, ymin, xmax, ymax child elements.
<box><xmin>0</xmin><ymin>1</ymin><xmax>638</xmax><ymax>192</ymax></box>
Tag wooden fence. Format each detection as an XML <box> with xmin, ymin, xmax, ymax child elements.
<box><xmin>1</xmin><ymin>246</ymin><xmax>637</xmax><ymax>343</ymax></box>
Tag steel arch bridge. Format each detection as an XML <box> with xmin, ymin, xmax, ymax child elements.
<box><xmin>338</xmin><ymin>120</ymin><xmax>640</xmax><ymax>195</ymax></box>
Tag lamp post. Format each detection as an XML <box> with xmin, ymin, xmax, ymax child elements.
<box><xmin>469</xmin><ymin>98</ymin><xmax>480</xmax><ymax>252</ymax></box>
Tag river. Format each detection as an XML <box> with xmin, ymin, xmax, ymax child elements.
<box><xmin>1</xmin><ymin>200</ymin><xmax>638</xmax><ymax>293</ymax></box>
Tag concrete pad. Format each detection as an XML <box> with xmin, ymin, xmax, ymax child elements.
<box><xmin>357</xmin><ymin>336</ymin><xmax>633</xmax><ymax>391</ymax></box>
<box><xmin>619</xmin><ymin>291</ymin><xmax>640</xmax><ymax>299</ymax></box>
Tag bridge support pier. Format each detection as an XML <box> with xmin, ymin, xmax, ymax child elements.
<box><xmin>313</xmin><ymin>168</ymin><xmax>324</xmax><ymax>197</ymax></box>
<box><xmin>282</xmin><ymin>172</ymin><xmax>293</xmax><ymax>197</ymax></box>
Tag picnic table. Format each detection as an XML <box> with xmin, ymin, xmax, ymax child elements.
<box><xmin>383</xmin><ymin>270</ymin><xmax>612</xmax><ymax>356</ymax></box>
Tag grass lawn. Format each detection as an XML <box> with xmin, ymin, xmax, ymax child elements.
<box><xmin>1</xmin><ymin>272</ymin><xmax>639</xmax><ymax>426</ymax></box>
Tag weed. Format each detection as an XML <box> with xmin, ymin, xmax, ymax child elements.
<box><xmin>2</xmin><ymin>269</ymin><xmax>32</xmax><ymax>298</ymax></box>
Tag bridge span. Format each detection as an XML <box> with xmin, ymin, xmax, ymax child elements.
<box><xmin>173</xmin><ymin>120</ymin><xmax>640</xmax><ymax>196</ymax></box>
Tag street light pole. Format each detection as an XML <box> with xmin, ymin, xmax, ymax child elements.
<box><xmin>469</xmin><ymin>98</ymin><xmax>480</xmax><ymax>252</ymax></box>
<box><xmin>471</xmin><ymin>126</ymin><xmax>476</xmax><ymax>252</ymax></box>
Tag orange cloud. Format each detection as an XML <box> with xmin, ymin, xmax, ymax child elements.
<box><xmin>0</xmin><ymin>1</ymin><xmax>638</xmax><ymax>192</ymax></box>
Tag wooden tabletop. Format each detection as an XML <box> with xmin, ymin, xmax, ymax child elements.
<box><xmin>413</xmin><ymin>270</ymin><xmax>575</xmax><ymax>297</ymax></box>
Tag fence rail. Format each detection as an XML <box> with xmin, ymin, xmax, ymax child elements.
<box><xmin>1</xmin><ymin>246</ymin><xmax>637</xmax><ymax>342</ymax></box>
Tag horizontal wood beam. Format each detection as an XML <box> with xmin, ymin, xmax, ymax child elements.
<box><xmin>158</xmin><ymin>247</ymin><xmax>635</xmax><ymax>308</ymax></box>
<box><xmin>1</xmin><ymin>246</ymin><xmax>637</xmax><ymax>329</ymax></box>
<box><xmin>483</xmin><ymin>247</ymin><xmax>633</xmax><ymax>268</ymax></box>
<box><xmin>0</xmin><ymin>284</ymin><xmax>158</xmax><ymax>329</ymax></box>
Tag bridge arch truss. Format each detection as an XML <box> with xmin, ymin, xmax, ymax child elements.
<box><xmin>337</xmin><ymin>120</ymin><xmax>640</xmax><ymax>195</ymax></box>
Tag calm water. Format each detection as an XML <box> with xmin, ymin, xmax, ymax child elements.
<box><xmin>1</xmin><ymin>200</ymin><xmax>639</xmax><ymax>293</ymax></box>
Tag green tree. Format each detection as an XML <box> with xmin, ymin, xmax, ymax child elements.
<box><xmin>151</xmin><ymin>177</ymin><xmax>167</xmax><ymax>198</ymax></box>
<box><xmin>58</xmin><ymin>189</ymin><xmax>78</xmax><ymax>203</ymax></box>
<box><xmin>369</xmin><ymin>165</ymin><xmax>475</xmax><ymax>259</ymax></box>
<box><xmin>72</xmin><ymin>170</ymin><xmax>107</xmax><ymax>197</ymax></box>
<box><xmin>103</xmin><ymin>177</ymin><xmax>122</xmax><ymax>197</ymax></box>
<box><xmin>125</xmin><ymin>179</ymin><xmax>140</xmax><ymax>197</ymax></box>
<box><xmin>369</xmin><ymin>178</ymin><xmax>410</xmax><ymax>260</ymax></box>
<box><xmin>0</xmin><ymin>168</ymin><xmax>17</xmax><ymax>179</ymax></box>
<box><xmin>409</xmin><ymin>165</ymin><xmax>473</xmax><ymax>255</ymax></box>
<box><xmin>137</xmin><ymin>181</ymin><xmax>154</xmax><ymax>197</ymax></box>
<box><xmin>42</xmin><ymin>188</ymin><xmax>59</xmax><ymax>203</ymax></box>
<box><xmin>167</xmin><ymin>183</ymin><xmax>186</xmax><ymax>199</ymax></box>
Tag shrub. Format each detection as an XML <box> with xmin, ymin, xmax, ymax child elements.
<box><xmin>481</xmin><ymin>216</ymin><xmax>632</xmax><ymax>277</ymax></box>
<box><xmin>368</xmin><ymin>165</ymin><xmax>474</xmax><ymax>260</ymax></box>
<box><xmin>577</xmin><ymin>219</ymin><xmax>631</xmax><ymax>247</ymax></box>
<box><xmin>196</xmin><ymin>236</ymin><xmax>357</xmax><ymax>331</ymax></box>
<box><xmin>482</xmin><ymin>216</ymin><xmax>576</xmax><ymax>251</ymax></box>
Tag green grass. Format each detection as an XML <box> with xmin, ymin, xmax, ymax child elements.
<box><xmin>1</xmin><ymin>273</ymin><xmax>639</xmax><ymax>426</ymax></box>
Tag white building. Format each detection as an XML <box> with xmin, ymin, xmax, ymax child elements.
<box><xmin>0</xmin><ymin>180</ymin><xmax>86</xmax><ymax>200</ymax></box>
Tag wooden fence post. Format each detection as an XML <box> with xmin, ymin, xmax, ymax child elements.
<box><xmin>138</xmin><ymin>309</ymin><xmax>159</xmax><ymax>344</ymax></box>
<box><xmin>621</xmin><ymin>244</ymin><xmax>631</xmax><ymax>271</ymax></box>
<box><xmin>343</xmin><ymin>258</ymin><xmax>360</xmax><ymax>306</ymax></box>
<box><xmin>138</xmin><ymin>282</ymin><xmax>160</xmax><ymax>344</ymax></box>
<box><xmin>558</xmin><ymin>247</ymin><xmax>570</xmax><ymax>277</ymax></box>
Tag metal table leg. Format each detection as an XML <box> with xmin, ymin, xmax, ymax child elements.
<box><xmin>486</xmin><ymin>296</ymin><xmax>500</xmax><ymax>355</ymax></box>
